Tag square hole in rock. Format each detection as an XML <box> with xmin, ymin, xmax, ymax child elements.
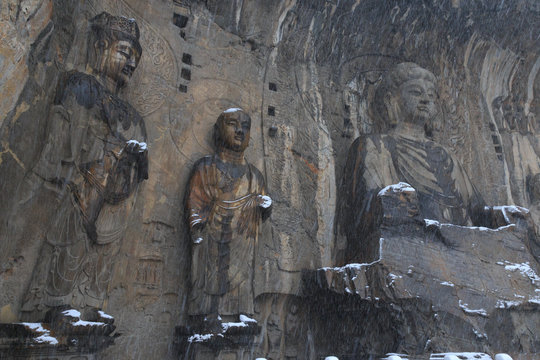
<box><xmin>181</xmin><ymin>68</ymin><xmax>191</xmax><ymax>81</ymax></box>
<box><xmin>182</xmin><ymin>53</ymin><xmax>192</xmax><ymax>65</ymax></box>
<box><xmin>173</xmin><ymin>13</ymin><xmax>188</xmax><ymax>28</ymax></box>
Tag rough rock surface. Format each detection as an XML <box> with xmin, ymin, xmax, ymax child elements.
<box><xmin>0</xmin><ymin>0</ymin><xmax>538</xmax><ymax>359</ymax></box>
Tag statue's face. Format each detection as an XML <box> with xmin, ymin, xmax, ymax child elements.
<box><xmin>217</xmin><ymin>112</ymin><xmax>251</xmax><ymax>152</ymax></box>
<box><xmin>99</xmin><ymin>39</ymin><xmax>140</xmax><ymax>87</ymax></box>
<box><xmin>395</xmin><ymin>70</ymin><xmax>437</xmax><ymax>125</ymax></box>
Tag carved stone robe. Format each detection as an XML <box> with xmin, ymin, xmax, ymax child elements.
<box><xmin>185</xmin><ymin>154</ymin><xmax>270</xmax><ymax>316</ymax></box>
<box><xmin>338</xmin><ymin>133</ymin><xmax>485</xmax><ymax>261</ymax></box>
<box><xmin>22</xmin><ymin>71</ymin><xmax>147</xmax><ymax>315</ymax></box>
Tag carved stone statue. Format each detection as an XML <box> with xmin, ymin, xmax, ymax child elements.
<box><xmin>338</xmin><ymin>63</ymin><xmax>490</xmax><ymax>262</ymax></box>
<box><xmin>21</xmin><ymin>12</ymin><xmax>148</xmax><ymax>319</ymax></box>
<box><xmin>185</xmin><ymin>108</ymin><xmax>271</xmax><ymax>324</ymax></box>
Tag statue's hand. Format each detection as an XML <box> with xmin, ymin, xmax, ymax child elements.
<box><xmin>124</xmin><ymin>140</ymin><xmax>148</xmax><ymax>158</ymax></box>
<box><xmin>377</xmin><ymin>182</ymin><xmax>421</xmax><ymax>224</ymax></box>
<box><xmin>124</xmin><ymin>140</ymin><xmax>148</xmax><ymax>181</ymax></box>
<box><xmin>191</xmin><ymin>226</ymin><xmax>204</xmax><ymax>245</ymax></box>
<box><xmin>257</xmin><ymin>194</ymin><xmax>272</xmax><ymax>209</ymax></box>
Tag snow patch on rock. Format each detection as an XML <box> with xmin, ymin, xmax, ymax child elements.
<box><xmin>20</xmin><ymin>322</ymin><xmax>58</xmax><ymax>345</ymax></box>
<box><xmin>378</xmin><ymin>182</ymin><xmax>415</xmax><ymax>196</ymax></box>
<box><xmin>458</xmin><ymin>300</ymin><xmax>488</xmax><ymax>317</ymax></box>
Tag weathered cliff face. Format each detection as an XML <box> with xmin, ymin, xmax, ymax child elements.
<box><xmin>0</xmin><ymin>0</ymin><xmax>539</xmax><ymax>359</ymax></box>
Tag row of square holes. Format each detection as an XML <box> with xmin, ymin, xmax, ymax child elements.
<box><xmin>268</xmin><ymin>82</ymin><xmax>277</xmax><ymax>116</ymax></box>
<box><xmin>174</xmin><ymin>12</ymin><xmax>191</xmax><ymax>93</ymax></box>
<box><xmin>174</xmin><ymin>11</ymin><xmax>280</xmax><ymax>101</ymax></box>
<box><xmin>179</xmin><ymin>54</ymin><xmax>192</xmax><ymax>93</ymax></box>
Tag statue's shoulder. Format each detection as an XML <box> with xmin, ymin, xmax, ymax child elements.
<box><xmin>192</xmin><ymin>155</ymin><xmax>215</xmax><ymax>170</ymax></box>
<box><xmin>54</xmin><ymin>71</ymin><xmax>104</xmax><ymax>109</ymax></box>
<box><xmin>349</xmin><ymin>133</ymin><xmax>390</xmax><ymax>155</ymax></box>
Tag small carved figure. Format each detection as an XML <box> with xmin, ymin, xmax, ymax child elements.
<box><xmin>21</xmin><ymin>12</ymin><xmax>147</xmax><ymax>319</ymax></box>
<box><xmin>185</xmin><ymin>108</ymin><xmax>272</xmax><ymax>323</ymax></box>
<box><xmin>339</xmin><ymin>63</ymin><xmax>489</xmax><ymax>261</ymax></box>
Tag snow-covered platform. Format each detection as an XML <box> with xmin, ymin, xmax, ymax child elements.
<box><xmin>175</xmin><ymin>314</ymin><xmax>261</xmax><ymax>359</ymax></box>
<box><xmin>0</xmin><ymin>307</ymin><xmax>116</xmax><ymax>359</ymax></box>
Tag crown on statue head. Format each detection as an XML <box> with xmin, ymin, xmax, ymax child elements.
<box><xmin>90</xmin><ymin>12</ymin><xmax>140</xmax><ymax>42</ymax></box>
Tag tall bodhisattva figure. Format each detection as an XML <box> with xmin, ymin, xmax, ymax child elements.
<box><xmin>22</xmin><ymin>12</ymin><xmax>148</xmax><ymax>319</ymax></box>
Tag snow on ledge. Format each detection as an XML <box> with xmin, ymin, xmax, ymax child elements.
<box><xmin>496</xmin><ymin>299</ymin><xmax>522</xmax><ymax>309</ymax></box>
<box><xmin>98</xmin><ymin>310</ymin><xmax>114</xmax><ymax>320</ymax></box>
<box><xmin>382</xmin><ymin>353</ymin><xmax>407</xmax><ymax>360</ymax></box>
<box><xmin>188</xmin><ymin>333</ymin><xmax>216</xmax><ymax>343</ymax></box>
<box><xmin>221</xmin><ymin>321</ymin><xmax>248</xmax><ymax>332</ymax></box>
<box><xmin>34</xmin><ymin>334</ymin><xmax>59</xmax><ymax>345</ymax></box>
<box><xmin>239</xmin><ymin>314</ymin><xmax>257</xmax><ymax>323</ymax></box>
<box><xmin>62</xmin><ymin>309</ymin><xmax>81</xmax><ymax>318</ymax></box>
<box><xmin>321</xmin><ymin>238</ymin><xmax>384</xmax><ymax>272</ymax></box>
<box><xmin>61</xmin><ymin>309</ymin><xmax>106</xmax><ymax>327</ymax></box>
<box><xmin>20</xmin><ymin>322</ymin><xmax>58</xmax><ymax>345</ymax></box>
<box><xmin>321</xmin><ymin>260</ymin><xmax>379</xmax><ymax>272</ymax></box>
<box><xmin>458</xmin><ymin>300</ymin><xmax>488</xmax><ymax>317</ymax></box>
<box><xmin>501</xmin><ymin>261</ymin><xmax>540</xmax><ymax>285</ymax></box>
<box><xmin>424</xmin><ymin>219</ymin><xmax>516</xmax><ymax>232</ymax></box>
<box><xmin>72</xmin><ymin>319</ymin><xmax>106</xmax><ymax>327</ymax></box>
<box><xmin>378</xmin><ymin>182</ymin><xmax>415</xmax><ymax>196</ymax></box>
<box><xmin>430</xmin><ymin>353</ymin><xmax>492</xmax><ymax>360</ymax></box>
<box><xmin>489</xmin><ymin>205</ymin><xmax>529</xmax><ymax>223</ymax></box>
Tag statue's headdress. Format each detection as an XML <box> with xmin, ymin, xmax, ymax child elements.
<box><xmin>90</xmin><ymin>12</ymin><xmax>142</xmax><ymax>56</ymax></box>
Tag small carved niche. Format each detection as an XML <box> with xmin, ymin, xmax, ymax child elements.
<box><xmin>135</xmin><ymin>257</ymin><xmax>163</xmax><ymax>289</ymax></box>
<box><xmin>179</xmin><ymin>84</ymin><xmax>188</xmax><ymax>93</ymax></box>
<box><xmin>173</xmin><ymin>13</ymin><xmax>188</xmax><ymax>29</ymax></box>
<box><xmin>269</xmin><ymin>82</ymin><xmax>277</xmax><ymax>91</ymax></box>
<box><xmin>268</xmin><ymin>126</ymin><xmax>278</xmax><ymax>137</ymax></box>
<box><xmin>181</xmin><ymin>68</ymin><xmax>191</xmax><ymax>81</ymax></box>
<box><xmin>268</xmin><ymin>106</ymin><xmax>275</xmax><ymax>116</ymax></box>
<box><xmin>182</xmin><ymin>53</ymin><xmax>192</xmax><ymax>65</ymax></box>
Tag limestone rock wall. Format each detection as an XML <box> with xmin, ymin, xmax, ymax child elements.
<box><xmin>0</xmin><ymin>0</ymin><xmax>538</xmax><ymax>359</ymax></box>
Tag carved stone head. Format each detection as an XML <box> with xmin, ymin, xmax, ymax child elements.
<box><xmin>88</xmin><ymin>12</ymin><xmax>142</xmax><ymax>88</ymax></box>
<box><xmin>214</xmin><ymin>108</ymin><xmax>251</xmax><ymax>152</ymax></box>
<box><xmin>376</xmin><ymin>62</ymin><xmax>438</xmax><ymax>131</ymax></box>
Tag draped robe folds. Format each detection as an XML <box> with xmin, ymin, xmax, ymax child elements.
<box><xmin>22</xmin><ymin>71</ymin><xmax>147</xmax><ymax>314</ymax></box>
<box><xmin>185</xmin><ymin>155</ymin><xmax>270</xmax><ymax>316</ymax></box>
<box><xmin>339</xmin><ymin>133</ymin><xmax>485</xmax><ymax>261</ymax></box>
